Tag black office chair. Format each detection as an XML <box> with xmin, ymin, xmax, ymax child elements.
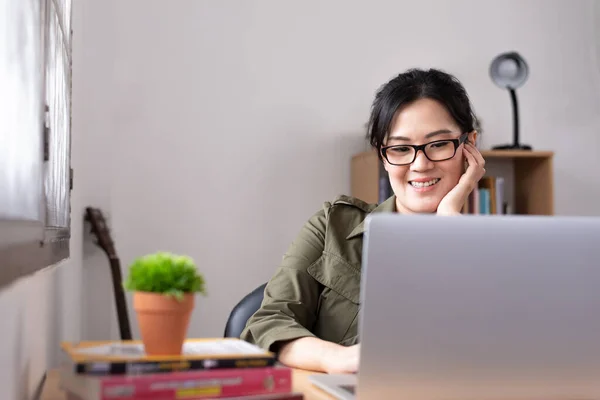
<box><xmin>224</xmin><ymin>282</ymin><xmax>267</xmax><ymax>338</ymax></box>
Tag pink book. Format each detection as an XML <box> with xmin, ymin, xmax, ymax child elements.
<box><xmin>60</xmin><ymin>366</ymin><xmax>293</xmax><ymax>400</ymax></box>
<box><xmin>65</xmin><ymin>392</ymin><xmax>304</xmax><ymax>400</ymax></box>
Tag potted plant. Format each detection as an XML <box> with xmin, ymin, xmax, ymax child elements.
<box><xmin>123</xmin><ymin>251</ymin><xmax>206</xmax><ymax>355</ymax></box>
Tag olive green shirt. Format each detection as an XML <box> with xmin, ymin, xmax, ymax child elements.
<box><xmin>240</xmin><ymin>194</ymin><xmax>397</xmax><ymax>351</ymax></box>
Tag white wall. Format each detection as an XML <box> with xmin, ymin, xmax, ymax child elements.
<box><xmin>0</xmin><ymin>266</ymin><xmax>59</xmax><ymax>400</ymax></box>
<box><xmin>0</xmin><ymin>255</ymin><xmax>85</xmax><ymax>400</ymax></box>
<box><xmin>74</xmin><ymin>0</ymin><xmax>600</xmax><ymax>339</ymax></box>
<box><xmin>70</xmin><ymin>0</ymin><xmax>120</xmax><ymax>342</ymax></box>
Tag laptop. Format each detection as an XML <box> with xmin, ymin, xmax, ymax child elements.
<box><xmin>309</xmin><ymin>213</ymin><xmax>600</xmax><ymax>399</ymax></box>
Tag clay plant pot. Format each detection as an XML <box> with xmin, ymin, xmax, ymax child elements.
<box><xmin>133</xmin><ymin>291</ymin><xmax>195</xmax><ymax>355</ymax></box>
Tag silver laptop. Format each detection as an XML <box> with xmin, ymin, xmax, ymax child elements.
<box><xmin>310</xmin><ymin>213</ymin><xmax>600</xmax><ymax>399</ymax></box>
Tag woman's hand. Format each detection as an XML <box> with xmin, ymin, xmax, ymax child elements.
<box><xmin>321</xmin><ymin>344</ymin><xmax>360</xmax><ymax>374</ymax></box>
<box><xmin>437</xmin><ymin>142</ymin><xmax>486</xmax><ymax>215</ymax></box>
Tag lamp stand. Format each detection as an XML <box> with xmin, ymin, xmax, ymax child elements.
<box><xmin>492</xmin><ymin>88</ymin><xmax>532</xmax><ymax>150</ymax></box>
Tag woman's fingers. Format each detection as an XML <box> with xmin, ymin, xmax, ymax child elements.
<box><xmin>463</xmin><ymin>146</ymin><xmax>477</xmax><ymax>167</ymax></box>
<box><xmin>464</xmin><ymin>143</ymin><xmax>485</xmax><ymax>166</ymax></box>
<box><xmin>462</xmin><ymin>145</ymin><xmax>486</xmax><ymax>180</ymax></box>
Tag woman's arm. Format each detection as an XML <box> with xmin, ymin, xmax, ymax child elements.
<box><xmin>241</xmin><ymin>203</ymin><xmax>361</xmax><ymax>372</ymax></box>
<box><xmin>277</xmin><ymin>337</ymin><xmax>359</xmax><ymax>374</ymax></box>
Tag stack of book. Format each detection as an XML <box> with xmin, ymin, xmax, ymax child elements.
<box><xmin>57</xmin><ymin>338</ymin><xmax>303</xmax><ymax>400</ymax></box>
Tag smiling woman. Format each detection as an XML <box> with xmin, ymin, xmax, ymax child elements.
<box><xmin>368</xmin><ymin>69</ymin><xmax>486</xmax><ymax>215</ymax></box>
<box><xmin>240</xmin><ymin>68</ymin><xmax>485</xmax><ymax>374</ymax></box>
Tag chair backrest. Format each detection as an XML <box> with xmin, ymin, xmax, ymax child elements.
<box><xmin>224</xmin><ymin>282</ymin><xmax>267</xmax><ymax>338</ymax></box>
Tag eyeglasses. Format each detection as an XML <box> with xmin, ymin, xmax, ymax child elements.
<box><xmin>381</xmin><ymin>132</ymin><xmax>469</xmax><ymax>166</ymax></box>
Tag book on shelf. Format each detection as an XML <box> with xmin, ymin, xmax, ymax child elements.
<box><xmin>60</xmin><ymin>338</ymin><xmax>277</xmax><ymax>376</ymax></box>
<box><xmin>462</xmin><ymin>175</ymin><xmax>506</xmax><ymax>215</ymax></box>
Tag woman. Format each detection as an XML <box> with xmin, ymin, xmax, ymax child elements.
<box><xmin>240</xmin><ymin>68</ymin><xmax>486</xmax><ymax>374</ymax></box>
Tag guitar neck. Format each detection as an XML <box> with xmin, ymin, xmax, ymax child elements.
<box><xmin>85</xmin><ymin>206</ymin><xmax>133</xmax><ymax>341</ymax></box>
<box><xmin>107</xmin><ymin>255</ymin><xmax>133</xmax><ymax>341</ymax></box>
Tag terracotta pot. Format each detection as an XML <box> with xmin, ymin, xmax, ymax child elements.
<box><xmin>133</xmin><ymin>291</ymin><xmax>195</xmax><ymax>355</ymax></box>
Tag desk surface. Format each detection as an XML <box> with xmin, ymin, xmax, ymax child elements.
<box><xmin>40</xmin><ymin>368</ymin><xmax>335</xmax><ymax>400</ymax></box>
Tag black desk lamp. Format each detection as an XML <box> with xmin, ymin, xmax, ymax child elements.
<box><xmin>489</xmin><ymin>51</ymin><xmax>532</xmax><ymax>150</ymax></box>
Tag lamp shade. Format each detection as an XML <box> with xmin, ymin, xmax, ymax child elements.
<box><xmin>489</xmin><ymin>51</ymin><xmax>532</xmax><ymax>150</ymax></box>
<box><xmin>490</xmin><ymin>52</ymin><xmax>529</xmax><ymax>90</ymax></box>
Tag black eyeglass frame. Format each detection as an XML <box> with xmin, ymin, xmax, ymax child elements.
<box><xmin>380</xmin><ymin>132</ymin><xmax>469</xmax><ymax>166</ymax></box>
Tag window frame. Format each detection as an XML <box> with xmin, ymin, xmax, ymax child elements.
<box><xmin>0</xmin><ymin>0</ymin><xmax>72</xmax><ymax>288</ymax></box>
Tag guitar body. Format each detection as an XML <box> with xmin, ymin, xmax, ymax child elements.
<box><xmin>85</xmin><ymin>207</ymin><xmax>133</xmax><ymax>341</ymax></box>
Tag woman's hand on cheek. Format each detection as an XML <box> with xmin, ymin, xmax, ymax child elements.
<box><xmin>437</xmin><ymin>143</ymin><xmax>486</xmax><ymax>215</ymax></box>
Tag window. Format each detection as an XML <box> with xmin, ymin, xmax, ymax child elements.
<box><xmin>0</xmin><ymin>0</ymin><xmax>72</xmax><ymax>287</ymax></box>
<box><xmin>44</xmin><ymin>0</ymin><xmax>72</xmax><ymax>232</ymax></box>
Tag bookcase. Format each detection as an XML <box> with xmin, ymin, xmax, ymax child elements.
<box><xmin>350</xmin><ymin>149</ymin><xmax>554</xmax><ymax>215</ymax></box>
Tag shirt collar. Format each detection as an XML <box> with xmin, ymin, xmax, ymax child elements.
<box><xmin>346</xmin><ymin>195</ymin><xmax>397</xmax><ymax>240</ymax></box>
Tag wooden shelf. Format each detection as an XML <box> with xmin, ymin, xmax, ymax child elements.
<box><xmin>350</xmin><ymin>149</ymin><xmax>555</xmax><ymax>216</ymax></box>
<box><xmin>480</xmin><ymin>150</ymin><xmax>554</xmax><ymax>159</ymax></box>
<box><xmin>480</xmin><ymin>149</ymin><xmax>554</xmax><ymax>215</ymax></box>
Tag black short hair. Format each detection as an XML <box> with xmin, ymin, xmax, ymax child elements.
<box><xmin>367</xmin><ymin>68</ymin><xmax>479</xmax><ymax>153</ymax></box>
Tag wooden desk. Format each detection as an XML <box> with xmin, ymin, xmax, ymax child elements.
<box><xmin>291</xmin><ymin>369</ymin><xmax>336</xmax><ymax>400</ymax></box>
<box><xmin>40</xmin><ymin>368</ymin><xmax>335</xmax><ymax>400</ymax></box>
<box><xmin>39</xmin><ymin>370</ymin><xmax>64</xmax><ymax>400</ymax></box>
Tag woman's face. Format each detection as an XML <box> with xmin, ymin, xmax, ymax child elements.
<box><xmin>382</xmin><ymin>98</ymin><xmax>475</xmax><ymax>214</ymax></box>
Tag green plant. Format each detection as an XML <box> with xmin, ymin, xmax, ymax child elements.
<box><xmin>123</xmin><ymin>251</ymin><xmax>206</xmax><ymax>300</ymax></box>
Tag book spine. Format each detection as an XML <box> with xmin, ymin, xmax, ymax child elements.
<box><xmin>479</xmin><ymin>188</ymin><xmax>490</xmax><ymax>214</ymax></box>
<box><xmin>75</xmin><ymin>356</ymin><xmax>277</xmax><ymax>376</ymax></box>
<box><xmin>495</xmin><ymin>177</ymin><xmax>504</xmax><ymax>215</ymax></box>
<box><xmin>97</xmin><ymin>367</ymin><xmax>292</xmax><ymax>400</ymax></box>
